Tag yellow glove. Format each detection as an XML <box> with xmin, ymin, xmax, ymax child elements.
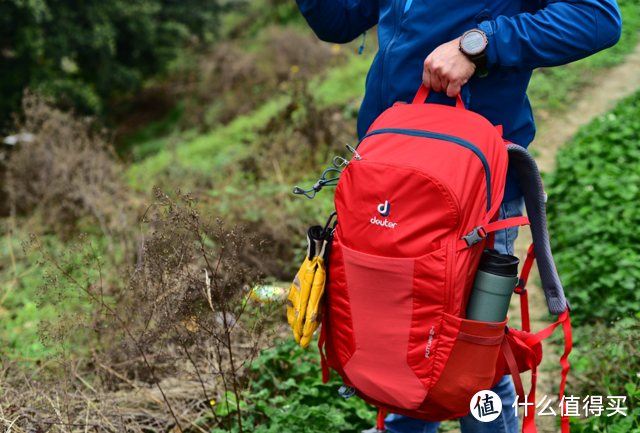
<box><xmin>299</xmin><ymin>254</ymin><xmax>326</xmax><ymax>348</ymax></box>
<box><xmin>286</xmin><ymin>226</ymin><xmax>328</xmax><ymax>346</ymax></box>
<box><xmin>287</xmin><ymin>255</ymin><xmax>318</xmax><ymax>343</ymax></box>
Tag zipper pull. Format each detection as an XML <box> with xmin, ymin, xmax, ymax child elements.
<box><xmin>359</xmin><ymin>32</ymin><xmax>366</xmax><ymax>55</ymax></box>
<box><xmin>345</xmin><ymin>144</ymin><xmax>362</xmax><ymax>160</ymax></box>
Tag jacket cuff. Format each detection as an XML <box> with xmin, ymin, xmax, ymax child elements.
<box><xmin>478</xmin><ymin>20</ymin><xmax>499</xmax><ymax>69</ymax></box>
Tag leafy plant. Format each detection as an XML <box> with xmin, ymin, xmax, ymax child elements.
<box><xmin>546</xmin><ymin>90</ymin><xmax>640</xmax><ymax>325</ymax></box>
<box><xmin>239</xmin><ymin>337</ymin><xmax>378</xmax><ymax>433</ymax></box>
<box><xmin>564</xmin><ymin>317</ymin><xmax>640</xmax><ymax>432</ymax></box>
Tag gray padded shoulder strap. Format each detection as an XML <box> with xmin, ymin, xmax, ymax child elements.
<box><xmin>506</xmin><ymin>145</ymin><xmax>568</xmax><ymax>315</ymax></box>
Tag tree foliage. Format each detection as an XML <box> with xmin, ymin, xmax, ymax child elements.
<box><xmin>0</xmin><ymin>0</ymin><xmax>222</xmax><ymax>125</ymax></box>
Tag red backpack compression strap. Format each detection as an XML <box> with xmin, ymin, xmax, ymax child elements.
<box><xmin>455</xmin><ymin>216</ymin><xmax>531</xmax><ymax>251</ymax></box>
<box><xmin>501</xmin><ymin>335</ymin><xmax>539</xmax><ymax>432</ymax></box>
<box><xmin>504</xmin><ymin>309</ymin><xmax>572</xmax><ymax>433</ymax></box>
<box><xmin>514</xmin><ymin>243</ymin><xmax>536</xmax><ymax>332</ymax></box>
<box><xmin>377</xmin><ymin>408</ymin><xmax>387</xmax><ymax>431</ymax></box>
<box><xmin>507</xmin><ymin>241</ymin><xmax>572</xmax><ymax>432</ymax></box>
<box><xmin>525</xmin><ymin>309</ymin><xmax>572</xmax><ymax>433</ymax></box>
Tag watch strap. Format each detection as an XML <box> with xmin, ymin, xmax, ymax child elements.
<box><xmin>472</xmin><ymin>52</ymin><xmax>489</xmax><ymax>78</ymax></box>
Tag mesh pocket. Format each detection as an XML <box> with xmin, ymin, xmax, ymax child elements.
<box><xmin>428</xmin><ymin>314</ymin><xmax>506</xmax><ymax>413</ymax></box>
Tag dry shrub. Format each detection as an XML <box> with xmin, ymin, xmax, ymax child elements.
<box><xmin>0</xmin><ymin>189</ymin><xmax>280</xmax><ymax>433</ymax></box>
<box><xmin>4</xmin><ymin>92</ymin><xmax>127</xmax><ymax>238</ymax></box>
<box><xmin>166</xmin><ymin>27</ymin><xmax>344</xmax><ymax>129</ymax></box>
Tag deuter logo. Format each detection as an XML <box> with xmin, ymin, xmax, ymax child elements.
<box><xmin>425</xmin><ymin>326</ymin><xmax>436</xmax><ymax>358</ymax></box>
<box><xmin>370</xmin><ymin>216</ymin><xmax>398</xmax><ymax>228</ymax></box>
<box><xmin>377</xmin><ymin>200</ymin><xmax>390</xmax><ymax>217</ymax></box>
<box><xmin>371</xmin><ymin>200</ymin><xmax>397</xmax><ymax>228</ymax></box>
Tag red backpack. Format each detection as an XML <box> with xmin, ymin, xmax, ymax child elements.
<box><xmin>317</xmin><ymin>85</ymin><xmax>573</xmax><ymax>433</ymax></box>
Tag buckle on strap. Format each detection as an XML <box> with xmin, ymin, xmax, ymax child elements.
<box><xmin>514</xmin><ymin>278</ymin><xmax>526</xmax><ymax>295</ymax></box>
<box><xmin>461</xmin><ymin>226</ymin><xmax>487</xmax><ymax>248</ymax></box>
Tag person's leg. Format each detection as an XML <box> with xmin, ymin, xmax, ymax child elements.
<box><xmin>382</xmin><ymin>413</ymin><xmax>440</xmax><ymax>433</ymax></box>
<box><xmin>373</xmin><ymin>196</ymin><xmax>525</xmax><ymax>433</ymax></box>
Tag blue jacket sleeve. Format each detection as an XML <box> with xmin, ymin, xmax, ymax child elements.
<box><xmin>477</xmin><ymin>0</ymin><xmax>622</xmax><ymax>72</ymax></box>
<box><xmin>296</xmin><ymin>0</ymin><xmax>379</xmax><ymax>44</ymax></box>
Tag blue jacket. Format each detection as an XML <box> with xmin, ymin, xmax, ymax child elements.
<box><xmin>296</xmin><ymin>0</ymin><xmax>622</xmax><ymax>201</ymax></box>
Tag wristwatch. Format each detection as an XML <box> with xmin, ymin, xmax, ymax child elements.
<box><xmin>459</xmin><ymin>29</ymin><xmax>489</xmax><ymax>78</ymax></box>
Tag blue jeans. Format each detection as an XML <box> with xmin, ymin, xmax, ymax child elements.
<box><xmin>385</xmin><ymin>196</ymin><xmax>525</xmax><ymax>433</ymax></box>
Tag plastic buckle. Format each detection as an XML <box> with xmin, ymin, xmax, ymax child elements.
<box><xmin>514</xmin><ymin>278</ymin><xmax>526</xmax><ymax>295</ymax></box>
<box><xmin>461</xmin><ymin>226</ymin><xmax>487</xmax><ymax>248</ymax></box>
<box><xmin>338</xmin><ymin>384</ymin><xmax>357</xmax><ymax>399</ymax></box>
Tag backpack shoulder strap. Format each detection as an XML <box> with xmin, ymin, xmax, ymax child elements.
<box><xmin>506</xmin><ymin>144</ymin><xmax>568</xmax><ymax>316</ymax></box>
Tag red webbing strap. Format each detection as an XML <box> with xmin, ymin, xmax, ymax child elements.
<box><xmin>523</xmin><ymin>364</ymin><xmax>538</xmax><ymax>433</ymax></box>
<box><xmin>520</xmin><ymin>290</ymin><xmax>531</xmax><ymax>333</ymax></box>
<box><xmin>559</xmin><ymin>312</ymin><xmax>573</xmax><ymax>433</ymax></box>
<box><xmin>516</xmin><ymin>244</ymin><xmax>536</xmax><ymax>332</ymax></box>
<box><xmin>524</xmin><ymin>310</ymin><xmax>573</xmax><ymax>433</ymax></box>
<box><xmin>412</xmin><ymin>84</ymin><xmax>465</xmax><ymax>108</ymax></box>
<box><xmin>502</xmin><ymin>335</ymin><xmax>539</xmax><ymax>433</ymax></box>
<box><xmin>455</xmin><ymin>216</ymin><xmax>531</xmax><ymax>251</ymax></box>
<box><xmin>501</xmin><ymin>337</ymin><xmax>525</xmax><ymax>402</ymax></box>
<box><xmin>318</xmin><ymin>314</ymin><xmax>329</xmax><ymax>384</ymax></box>
<box><xmin>377</xmin><ymin>408</ymin><xmax>387</xmax><ymax>430</ymax></box>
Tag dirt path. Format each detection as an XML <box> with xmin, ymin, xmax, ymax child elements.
<box><xmin>440</xmin><ymin>41</ymin><xmax>640</xmax><ymax>433</ymax></box>
<box><xmin>508</xmin><ymin>41</ymin><xmax>640</xmax><ymax>433</ymax></box>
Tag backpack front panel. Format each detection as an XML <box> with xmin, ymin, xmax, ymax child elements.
<box><xmin>327</xmin><ymin>153</ymin><xmax>460</xmax><ymax>410</ymax></box>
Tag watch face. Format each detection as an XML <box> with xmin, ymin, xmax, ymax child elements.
<box><xmin>461</xmin><ymin>31</ymin><xmax>486</xmax><ymax>56</ymax></box>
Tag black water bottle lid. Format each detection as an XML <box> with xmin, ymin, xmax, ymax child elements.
<box><xmin>478</xmin><ymin>248</ymin><xmax>520</xmax><ymax>278</ymax></box>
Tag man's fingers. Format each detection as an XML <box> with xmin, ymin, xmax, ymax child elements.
<box><xmin>440</xmin><ymin>71</ymin><xmax>450</xmax><ymax>97</ymax></box>
<box><xmin>430</xmin><ymin>68</ymin><xmax>442</xmax><ymax>92</ymax></box>
<box><xmin>446</xmin><ymin>77</ymin><xmax>463</xmax><ymax>98</ymax></box>
<box><xmin>422</xmin><ymin>68</ymin><xmax>431</xmax><ymax>90</ymax></box>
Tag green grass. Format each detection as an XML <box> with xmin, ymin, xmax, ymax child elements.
<box><xmin>0</xmin><ymin>227</ymin><xmax>94</xmax><ymax>360</ymax></box>
<box><xmin>127</xmin><ymin>96</ymin><xmax>291</xmax><ymax>191</ymax></box>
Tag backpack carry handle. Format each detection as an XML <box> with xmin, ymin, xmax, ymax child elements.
<box><xmin>412</xmin><ymin>84</ymin><xmax>465</xmax><ymax>109</ymax></box>
<box><xmin>507</xmin><ymin>144</ymin><xmax>569</xmax><ymax>315</ymax></box>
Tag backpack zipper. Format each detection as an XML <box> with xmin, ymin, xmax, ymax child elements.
<box><xmin>356</xmin><ymin>128</ymin><xmax>492</xmax><ymax>213</ymax></box>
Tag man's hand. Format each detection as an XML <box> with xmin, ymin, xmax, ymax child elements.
<box><xmin>423</xmin><ymin>37</ymin><xmax>476</xmax><ymax>98</ymax></box>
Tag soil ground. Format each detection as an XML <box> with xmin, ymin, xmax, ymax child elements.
<box><xmin>443</xmin><ymin>41</ymin><xmax>640</xmax><ymax>433</ymax></box>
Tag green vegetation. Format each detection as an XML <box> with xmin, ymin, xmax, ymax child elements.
<box><xmin>546</xmin><ymin>90</ymin><xmax>640</xmax><ymax>325</ymax></box>
<box><xmin>239</xmin><ymin>338</ymin><xmax>377</xmax><ymax>433</ymax></box>
<box><xmin>565</xmin><ymin>319</ymin><xmax>640</xmax><ymax>432</ymax></box>
<box><xmin>546</xmin><ymin>91</ymin><xmax>640</xmax><ymax>431</ymax></box>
